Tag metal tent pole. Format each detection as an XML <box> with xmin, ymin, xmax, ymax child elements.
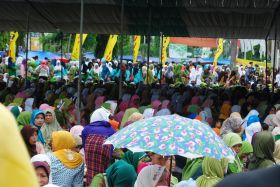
<box><xmin>25</xmin><ymin>4</ymin><xmax>30</xmax><ymax>86</ymax></box>
<box><xmin>146</xmin><ymin>5</ymin><xmax>152</xmax><ymax>85</ymax></box>
<box><xmin>119</xmin><ymin>0</ymin><xmax>124</xmax><ymax>99</ymax></box>
<box><xmin>272</xmin><ymin>19</ymin><xmax>278</xmax><ymax>94</ymax></box>
<box><xmin>77</xmin><ymin>0</ymin><xmax>84</xmax><ymax>125</ymax></box>
<box><xmin>60</xmin><ymin>31</ymin><xmax>63</xmax><ymax>81</ymax></box>
<box><xmin>265</xmin><ymin>37</ymin><xmax>268</xmax><ymax>87</ymax></box>
<box><xmin>159</xmin><ymin>32</ymin><xmax>163</xmax><ymax>85</ymax></box>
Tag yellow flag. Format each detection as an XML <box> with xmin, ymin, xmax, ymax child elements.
<box><xmin>133</xmin><ymin>35</ymin><xmax>141</xmax><ymax>63</ymax></box>
<box><xmin>161</xmin><ymin>37</ymin><xmax>170</xmax><ymax>65</ymax></box>
<box><xmin>8</xmin><ymin>32</ymin><xmax>19</xmax><ymax>62</ymax></box>
<box><xmin>213</xmin><ymin>38</ymin><xmax>224</xmax><ymax>66</ymax></box>
<box><xmin>71</xmin><ymin>34</ymin><xmax>88</xmax><ymax>60</ymax></box>
<box><xmin>104</xmin><ymin>35</ymin><xmax>118</xmax><ymax>61</ymax></box>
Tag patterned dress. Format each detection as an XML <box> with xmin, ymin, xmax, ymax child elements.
<box><xmin>47</xmin><ymin>152</ymin><xmax>84</xmax><ymax>187</ymax></box>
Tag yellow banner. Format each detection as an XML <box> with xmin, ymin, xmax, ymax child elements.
<box><xmin>133</xmin><ymin>35</ymin><xmax>141</xmax><ymax>63</ymax></box>
<box><xmin>71</xmin><ymin>34</ymin><xmax>88</xmax><ymax>60</ymax></box>
<box><xmin>236</xmin><ymin>58</ymin><xmax>270</xmax><ymax>68</ymax></box>
<box><xmin>161</xmin><ymin>36</ymin><xmax>170</xmax><ymax>65</ymax></box>
<box><xmin>213</xmin><ymin>38</ymin><xmax>223</xmax><ymax>66</ymax></box>
<box><xmin>104</xmin><ymin>35</ymin><xmax>118</xmax><ymax>62</ymax></box>
<box><xmin>8</xmin><ymin>32</ymin><xmax>19</xmax><ymax>62</ymax></box>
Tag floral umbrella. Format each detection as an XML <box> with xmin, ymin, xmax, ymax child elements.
<box><xmin>104</xmin><ymin>114</ymin><xmax>234</xmax><ymax>160</ymax></box>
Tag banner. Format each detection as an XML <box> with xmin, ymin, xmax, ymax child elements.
<box><xmin>133</xmin><ymin>35</ymin><xmax>141</xmax><ymax>63</ymax></box>
<box><xmin>104</xmin><ymin>35</ymin><xmax>118</xmax><ymax>61</ymax></box>
<box><xmin>71</xmin><ymin>34</ymin><xmax>88</xmax><ymax>60</ymax></box>
<box><xmin>161</xmin><ymin>36</ymin><xmax>170</xmax><ymax>65</ymax></box>
<box><xmin>213</xmin><ymin>38</ymin><xmax>224</xmax><ymax>66</ymax></box>
<box><xmin>8</xmin><ymin>32</ymin><xmax>19</xmax><ymax>62</ymax></box>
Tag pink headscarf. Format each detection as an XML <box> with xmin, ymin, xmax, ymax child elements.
<box><xmin>119</xmin><ymin>101</ymin><xmax>129</xmax><ymax>112</ymax></box>
<box><xmin>129</xmin><ymin>94</ymin><xmax>140</xmax><ymax>108</ymax></box>
<box><xmin>39</xmin><ymin>103</ymin><xmax>54</xmax><ymax>111</ymax></box>
<box><xmin>95</xmin><ymin>96</ymin><xmax>106</xmax><ymax>109</ymax></box>
<box><xmin>152</xmin><ymin>100</ymin><xmax>162</xmax><ymax>111</ymax></box>
<box><xmin>40</xmin><ymin>60</ymin><xmax>48</xmax><ymax>69</ymax></box>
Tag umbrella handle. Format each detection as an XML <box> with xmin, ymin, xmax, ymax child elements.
<box><xmin>169</xmin><ymin>156</ymin><xmax>172</xmax><ymax>187</ymax></box>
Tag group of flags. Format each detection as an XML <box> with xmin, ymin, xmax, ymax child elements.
<box><xmin>7</xmin><ymin>32</ymin><xmax>171</xmax><ymax>65</ymax></box>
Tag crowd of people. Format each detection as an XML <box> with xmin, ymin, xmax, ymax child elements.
<box><xmin>1</xmin><ymin>54</ymin><xmax>280</xmax><ymax>187</ymax></box>
<box><xmin>1</xmin><ymin>55</ymin><xmax>280</xmax><ymax>91</ymax></box>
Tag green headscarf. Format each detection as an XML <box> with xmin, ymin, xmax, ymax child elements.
<box><xmin>122</xmin><ymin>151</ymin><xmax>145</xmax><ymax>171</ymax></box>
<box><xmin>4</xmin><ymin>94</ymin><xmax>14</xmax><ymax>106</ymax></box>
<box><xmin>182</xmin><ymin>158</ymin><xmax>203</xmax><ymax>180</ymax></box>
<box><xmin>12</xmin><ymin>98</ymin><xmax>24</xmax><ymax>106</ymax></box>
<box><xmin>120</xmin><ymin>108</ymin><xmax>139</xmax><ymax>128</ymax></box>
<box><xmin>223</xmin><ymin>133</ymin><xmax>242</xmax><ymax>148</ymax></box>
<box><xmin>249</xmin><ymin>131</ymin><xmax>275</xmax><ymax>170</ymax></box>
<box><xmin>238</xmin><ymin>141</ymin><xmax>253</xmax><ymax>158</ymax></box>
<box><xmin>223</xmin><ymin>133</ymin><xmax>243</xmax><ymax>173</ymax></box>
<box><xmin>106</xmin><ymin>151</ymin><xmax>144</xmax><ymax>187</ymax></box>
<box><xmin>16</xmin><ymin>111</ymin><xmax>32</xmax><ymax>130</ymax></box>
<box><xmin>10</xmin><ymin>106</ymin><xmax>20</xmax><ymax>119</ymax></box>
<box><xmin>196</xmin><ymin>157</ymin><xmax>227</xmax><ymax>187</ymax></box>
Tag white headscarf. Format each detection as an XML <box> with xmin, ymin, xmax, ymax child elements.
<box><xmin>143</xmin><ymin>108</ymin><xmax>155</xmax><ymax>119</ymax></box>
<box><xmin>54</xmin><ymin>60</ymin><xmax>62</xmax><ymax>71</ymax></box>
<box><xmin>90</xmin><ymin>107</ymin><xmax>111</xmax><ymax>123</ymax></box>
<box><xmin>134</xmin><ymin>165</ymin><xmax>166</xmax><ymax>187</ymax></box>
<box><xmin>245</xmin><ymin>122</ymin><xmax>262</xmax><ymax>143</ymax></box>
<box><xmin>242</xmin><ymin>110</ymin><xmax>259</xmax><ymax>128</ymax></box>
<box><xmin>70</xmin><ymin>125</ymin><xmax>84</xmax><ymax>137</ymax></box>
<box><xmin>30</xmin><ymin>154</ymin><xmax>52</xmax><ymax>184</ymax></box>
<box><xmin>25</xmin><ymin>98</ymin><xmax>34</xmax><ymax>112</ymax></box>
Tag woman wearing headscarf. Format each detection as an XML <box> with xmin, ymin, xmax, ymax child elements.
<box><xmin>25</xmin><ymin>98</ymin><xmax>34</xmax><ymax>112</ymax></box>
<box><xmin>223</xmin><ymin>133</ymin><xmax>243</xmax><ymax>174</ymax></box>
<box><xmin>120</xmin><ymin>108</ymin><xmax>139</xmax><ymax>129</ymax></box>
<box><xmin>242</xmin><ymin>109</ymin><xmax>259</xmax><ymax>128</ymax></box>
<box><xmin>238</xmin><ymin>141</ymin><xmax>253</xmax><ymax>171</ymax></box>
<box><xmin>30</xmin><ymin>109</ymin><xmax>46</xmax><ymax>145</ymax></box>
<box><xmin>21</xmin><ymin>125</ymin><xmax>45</xmax><ymax>157</ymax></box>
<box><xmin>219</xmin><ymin>102</ymin><xmax>232</xmax><ymax>121</ymax></box>
<box><xmin>106</xmin><ymin>151</ymin><xmax>145</xmax><ymax>187</ymax></box>
<box><xmin>196</xmin><ymin>157</ymin><xmax>228</xmax><ymax>187</ymax></box>
<box><xmin>36</xmin><ymin>60</ymin><xmax>49</xmax><ymax>80</ymax></box>
<box><xmin>41</xmin><ymin>109</ymin><xmax>62</xmax><ymax>151</ymax></box>
<box><xmin>47</xmin><ymin>131</ymin><xmax>84</xmax><ymax>187</ymax></box>
<box><xmin>273</xmin><ymin>140</ymin><xmax>280</xmax><ymax>164</ymax></box>
<box><xmin>123</xmin><ymin>112</ymin><xmax>144</xmax><ymax>128</ymax></box>
<box><xmin>244</xmin><ymin>115</ymin><xmax>262</xmax><ymax>143</ymax></box>
<box><xmin>0</xmin><ymin>104</ymin><xmax>38</xmax><ymax>187</ymax></box>
<box><xmin>31</xmin><ymin>154</ymin><xmax>53</xmax><ymax>184</ymax></box>
<box><xmin>10</xmin><ymin>106</ymin><xmax>22</xmax><ymax>119</ymax></box>
<box><xmin>220</xmin><ymin>114</ymin><xmax>243</xmax><ymax>137</ymax></box>
<box><xmin>135</xmin><ymin>165</ymin><xmax>168</xmax><ymax>187</ymax></box>
<box><xmin>17</xmin><ymin>111</ymin><xmax>32</xmax><ymax>130</ymax></box>
<box><xmin>182</xmin><ymin>158</ymin><xmax>203</xmax><ymax>181</ymax></box>
<box><xmin>248</xmin><ymin>131</ymin><xmax>275</xmax><ymax>170</ymax></box>
<box><xmin>32</xmin><ymin>161</ymin><xmax>51</xmax><ymax>186</ymax></box>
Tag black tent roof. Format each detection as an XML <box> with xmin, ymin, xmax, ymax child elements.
<box><xmin>0</xmin><ymin>0</ymin><xmax>279</xmax><ymax>39</ymax></box>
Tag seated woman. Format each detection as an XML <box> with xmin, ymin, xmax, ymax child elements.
<box><xmin>41</xmin><ymin>109</ymin><xmax>62</xmax><ymax>151</ymax></box>
<box><xmin>248</xmin><ymin>131</ymin><xmax>276</xmax><ymax>170</ymax></box>
<box><xmin>32</xmin><ymin>161</ymin><xmax>51</xmax><ymax>187</ymax></box>
<box><xmin>105</xmin><ymin>151</ymin><xmax>145</xmax><ymax>187</ymax></box>
<box><xmin>30</xmin><ymin>109</ymin><xmax>46</xmax><ymax>146</ymax></box>
<box><xmin>196</xmin><ymin>157</ymin><xmax>228</xmax><ymax>187</ymax></box>
<box><xmin>47</xmin><ymin>131</ymin><xmax>84</xmax><ymax>187</ymax></box>
<box><xmin>135</xmin><ymin>165</ymin><xmax>168</xmax><ymax>187</ymax></box>
<box><xmin>238</xmin><ymin>141</ymin><xmax>253</xmax><ymax>171</ymax></box>
<box><xmin>21</xmin><ymin>125</ymin><xmax>45</xmax><ymax>157</ymax></box>
<box><xmin>223</xmin><ymin>133</ymin><xmax>243</xmax><ymax>174</ymax></box>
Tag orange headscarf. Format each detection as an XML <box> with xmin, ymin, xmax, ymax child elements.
<box><xmin>52</xmin><ymin>131</ymin><xmax>83</xmax><ymax>169</ymax></box>
<box><xmin>219</xmin><ymin>102</ymin><xmax>231</xmax><ymax>120</ymax></box>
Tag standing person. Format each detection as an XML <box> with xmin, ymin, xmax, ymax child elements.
<box><xmin>47</xmin><ymin>131</ymin><xmax>84</xmax><ymax>187</ymax></box>
<box><xmin>20</xmin><ymin>125</ymin><xmax>45</xmax><ymax>157</ymax></box>
<box><xmin>7</xmin><ymin>56</ymin><xmax>16</xmax><ymax>76</ymax></box>
<box><xmin>36</xmin><ymin>60</ymin><xmax>49</xmax><ymax>81</ymax></box>
<box><xmin>248</xmin><ymin>131</ymin><xmax>276</xmax><ymax>170</ymax></box>
<box><xmin>41</xmin><ymin>109</ymin><xmax>62</xmax><ymax>151</ymax></box>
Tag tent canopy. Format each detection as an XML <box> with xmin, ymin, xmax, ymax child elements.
<box><xmin>0</xmin><ymin>0</ymin><xmax>279</xmax><ymax>39</ymax></box>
